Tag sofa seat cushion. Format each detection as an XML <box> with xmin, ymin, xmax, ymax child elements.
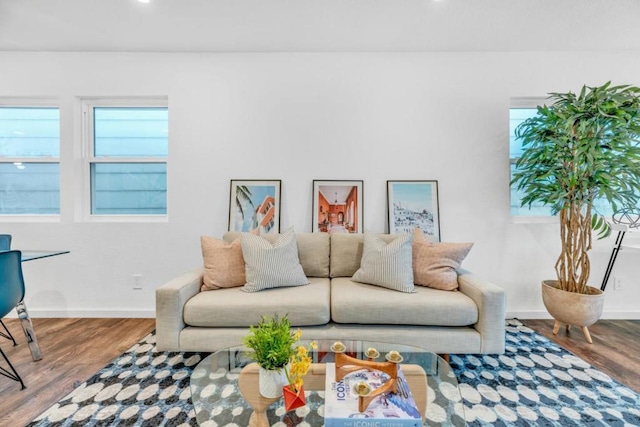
<box><xmin>184</xmin><ymin>277</ymin><xmax>331</xmax><ymax>328</ymax></box>
<box><xmin>330</xmin><ymin>277</ymin><xmax>478</xmax><ymax>326</ymax></box>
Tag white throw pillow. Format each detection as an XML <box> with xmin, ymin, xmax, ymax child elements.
<box><xmin>240</xmin><ymin>227</ymin><xmax>309</xmax><ymax>292</ymax></box>
<box><xmin>352</xmin><ymin>232</ymin><xmax>415</xmax><ymax>293</ymax></box>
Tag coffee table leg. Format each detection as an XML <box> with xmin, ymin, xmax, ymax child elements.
<box><xmin>248</xmin><ymin>409</ymin><xmax>270</xmax><ymax>427</ymax></box>
<box><xmin>238</xmin><ymin>364</ymin><xmax>279</xmax><ymax>427</ymax></box>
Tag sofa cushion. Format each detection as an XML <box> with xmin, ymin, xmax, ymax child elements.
<box><xmin>224</xmin><ymin>231</ymin><xmax>330</xmax><ymax>278</ymax></box>
<box><xmin>330</xmin><ymin>277</ymin><xmax>478</xmax><ymax>326</ymax></box>
<box><xmin>240</xmin><ymin>228</ymin><xmax>309</xmax><ymax>292</ymax></box>
<box><xmin>330</xmin><ymin>234</ymin><xmax>363</xmax><ymax>277</ymax></box>
<box><xmin>184</xmin><ymin>278</ymin><xmax>331</xmax><ymax>327</ymax></box>
<box><xmin>413</xmin><ymin>228</ymin><xmax>473</xmax><ymax>291</ymax></box>
<box><xmin>200</xmin><ymin>236</ymin><xmax>246</xmax><ymax>291</ymax></box>
<box><xmin>352</xmin><ymin>232</ymin><xmax>415</xmax><ymax>293</ymax></box>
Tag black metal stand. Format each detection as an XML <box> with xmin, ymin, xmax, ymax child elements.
<box><xmin>0</xmin><ymin>319</ymin><xmax>17</xmax><ymax>346</ymax></box>
<box><xmin>601</xmin><ymin>231</ymin><xmax>626</xmax><ymax>291</ymax></box>
<box><xmin>0</xmin><ymin>347</ymin><xmax>25</xmax><ymax>389</ymax></box>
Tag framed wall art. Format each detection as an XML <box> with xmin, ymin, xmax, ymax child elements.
<box><xmin>387</xmin><ymin>180</ymin><xmax>440</xmax><ymax>241</ymax></box>
<box><xmin>312</xmin><ymin>180</ymin><xmax>363</xmax><ymax>233</ymax></box>
<box><xmin>228</xmin><ymin>179</ymin><xmax>281</xmax><ymax>234</ymax></box>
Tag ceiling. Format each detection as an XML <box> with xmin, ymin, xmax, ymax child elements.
<box><xmin>1</xmin><ymin>0</ymin><xmax>640</xmax><ymax>53</ymax></box>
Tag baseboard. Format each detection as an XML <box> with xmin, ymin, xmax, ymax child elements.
<box><xmin>9</xmin><ymin>309</ymin><xmax>640</xmax><ymax>320</ymax></box>
<box><xmin>508</xmin><ymin>310</ymin><xmax>640</xmax><ymax>320</ymax></box>
<box><xmin>6</xmin><ymin>309</ymin><xmax>155</xmax><ymax>318</ymax></box>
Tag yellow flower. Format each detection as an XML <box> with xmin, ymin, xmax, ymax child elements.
<box><xmin>285</xmin><ymin>332</ymin><xmax>316</xmax><ymax>394</ymax></box>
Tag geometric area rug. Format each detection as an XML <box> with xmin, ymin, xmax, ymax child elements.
<box><xmin>27</xmin><ymin>319</ymin><xmax>640</xmax><ymax>426</ymax></box>
<box><xmin>449</xmin><ymin>319</ymin><xmax>640</xmax><ymax>426</ymax></box>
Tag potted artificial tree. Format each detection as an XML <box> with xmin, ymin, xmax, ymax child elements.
<box><xmin>511</xmin><ymin>82</ymin><xmax>640</xmax><ymax>343</ymax></box>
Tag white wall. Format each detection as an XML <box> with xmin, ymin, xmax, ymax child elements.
<box><xmin>1</xmin><ymin>51</ymin><xmax>639</xmax><ymax>318</ymax></box>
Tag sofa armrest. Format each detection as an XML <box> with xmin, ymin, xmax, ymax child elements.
<box><xmin>155</xmin><ymin>267</ymin><xmax>203</xmax><ymax>351</ymax></box>
<box><xmin>456</xmin><ymin>268</ymin><xmax>506</xmax><ymax>354</ymax></box>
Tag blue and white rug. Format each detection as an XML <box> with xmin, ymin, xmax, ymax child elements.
<box><xmin>449</xmin><ymin>320</ymin><xmax>640</xmax><ymax>426</ymax></box>
<box><xmin>28</xmin><ymin>320</ymin><xmax>640</xmax><ymax>426</ymax></box>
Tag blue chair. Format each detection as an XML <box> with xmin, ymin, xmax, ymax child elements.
<box><xmin>0</xmin><ymin>234</ymin><xmax>10</xmax><ymax>250</ymax></box>
<box><xmin>0</xmin><ymin>250</ymin><xmax>26</xmax><ymax>388</ymax></box>
<box><xmin>0</xmin><ymin>235</ymin><xmax>17</xmax><ymax>346</ymax></box>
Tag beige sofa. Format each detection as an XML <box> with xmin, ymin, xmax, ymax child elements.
<box><xmin>155</xmin><ymin>232</ymin><xmax>505</xmax><ymax>354</ymax></box>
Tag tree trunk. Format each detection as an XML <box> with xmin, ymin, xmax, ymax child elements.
<box><xmin>555</xmin><ymin>202</ymin><xmax>592</xmax><ymax>294</ymax></box>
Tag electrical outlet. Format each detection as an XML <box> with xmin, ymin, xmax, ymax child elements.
<box><xmin>133</xmin><ymin>274</ymin><xmax>143</xmax><ymax>290</ymax></box>
<box><xmin>613</xmin><ymin>276</ymin><xmax>624</xmax><ymax>290</ymax></box>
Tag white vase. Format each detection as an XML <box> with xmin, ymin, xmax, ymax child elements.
<box><xmin>258</xmin><ymin>366</ymin><xmax>288</xmax><ymax>398</ymax></box>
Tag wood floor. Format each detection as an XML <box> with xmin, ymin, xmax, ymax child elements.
<box><xmin>523</xmin><ymin>319</ymin><xmax>640</xmax><ymax>394</ymax></box>
<box><xmin>0</xmin><ymin>318</ymin><xmax>638</xmax><ymax>426</ymax></box>
<box><xmin>0</xmin><ymin>318</ymin><xmax>155</xmax><ymax>427</ymax></box>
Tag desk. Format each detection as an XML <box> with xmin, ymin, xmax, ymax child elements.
<box><xmin>1</xmin><ymin>249</ymin><xmax>70</xmax><ymax>361</ymax></box>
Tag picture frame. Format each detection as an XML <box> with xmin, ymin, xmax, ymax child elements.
<box><xmin>312</xmin><ymin>180</ymin><xmax>363</xmax><ymax>233</ymax></box>
<box><xmin>228</xmin><ymin>179</ymin><xmax>281</xmax><ymax>233</ymax></box>
<box><xmin>387</xmin><ymin>180</ymin><xmax>440</xmax><ymax>241</ymax></box>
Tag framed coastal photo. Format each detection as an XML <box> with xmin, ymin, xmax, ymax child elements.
<box><xmin>228</xmin><ymin>179</ymin><xmax>281</xmax><ymax>234</ymax></box>
<box><xmin>312</xmin><ymin>180</ymin><xmax>363</xmax><ymax>233</ymax></box>
<box><xmin>387</xmin><ymin>180</ymin><xmax>440</xmax><ymax>241</ymax></box>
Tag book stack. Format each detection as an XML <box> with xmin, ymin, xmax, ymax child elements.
<box><xmin>324</xmin><ymin>362</ymin><xmax>422</xmax><ymax>427</ymax></box>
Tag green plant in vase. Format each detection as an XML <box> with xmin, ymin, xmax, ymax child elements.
<box><xmin>243</xmin><ymin>314</ymin><xmax>296</xmax><ymax>398</ymax></box>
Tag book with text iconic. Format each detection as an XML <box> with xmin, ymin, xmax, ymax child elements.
<box><xmin>323</xmin><ymin>362</ymin><xmax>422</xmax><ymax>427</ymax></box>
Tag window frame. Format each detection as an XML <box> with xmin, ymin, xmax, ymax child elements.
<box><xmin>0</xmin><ymin>98</ymin><xmax>61</xmax><ymax>222</ymax></box>
<box><xmin>509</xmin><ymin>97</ymin><xmax>558</xmax><ymax>223</ymax></box>
<box><xmin>81</xmin><ymin>97</ymin><xmax>169</xmax><ymax>222</ymax></box>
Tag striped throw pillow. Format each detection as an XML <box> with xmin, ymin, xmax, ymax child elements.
<box><xmin>352</xmin><ymin>232</ymin><xmax>415</xmax><ymax>293</ymax></box>
<box><xmin>240</xmin><ymin>228</ymin><xmax>309</xmax><ymax>292</ymax></box>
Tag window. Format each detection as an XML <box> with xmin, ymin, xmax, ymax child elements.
<box><xmin>84</xmin><ymin>100</ymin><xmax>168</xmax><ymax>216</ymax></box>
<box><xmin>509</xmin><ymin>104</ymin><xmax>551</xmax><ymax>217</ymax></box>
<box><xmin>0</xmin><ymin>105</ymin><xmax>60</xmax><ymax>215</ymax></box>
<box><xmin>510</xmin><ymin>101</ymin><xmax>615</xmax><ymax>218</ymax></box>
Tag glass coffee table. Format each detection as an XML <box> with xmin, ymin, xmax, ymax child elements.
<box><xmin>190</xmin><ymin>339</ymin><xmax>466</xmax><ymax>426</ymax></box>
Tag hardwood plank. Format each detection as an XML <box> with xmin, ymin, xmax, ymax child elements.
<box><xmin>523</xmin><ymin>319</ymin><xmax>640</xmax><ymax>394</ymax></box>
<box><xmin>0</xmin><ymin>318</ymin><xmax>155</xmax><ymax>427</ymax></box>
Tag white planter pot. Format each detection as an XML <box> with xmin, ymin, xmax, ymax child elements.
<box><xmin>541</xmin><ymin>280</ymin><xmax>605</xmax><ymax>343</ymax></box>
<box><xmin>541</xmin><ymin>280</ymin><xmax>604</xmax><ymax>327</ymax></box>
<box><xmin>258</xmin><ymin>366</ymin><xmax>288</xmax><ymax>398</ymax></box>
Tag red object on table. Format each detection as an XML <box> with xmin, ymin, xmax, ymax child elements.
<box><xmin>282</xmin><ymin>385</ymin><xmax>306</xmax><ymax>411</ymax></box>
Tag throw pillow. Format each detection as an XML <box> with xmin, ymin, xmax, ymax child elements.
<box><xmin>412</xmin><ymin>227</ymin><xmax>473</xmax><ymax>291</ymax></box>
<box><xmin>200</xmin><ymin>236</ymin><xmax>246</xmax><ymax>291</ymax></box>
<box><xmin>240</xmin><ymin>227</ymin><xmax>310</xmax><ymax>292</ymax></box>
<box><xmin>352</xmin><ymin>232</ymin><xmax>415</xmax><ymax>293</ymax></box>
